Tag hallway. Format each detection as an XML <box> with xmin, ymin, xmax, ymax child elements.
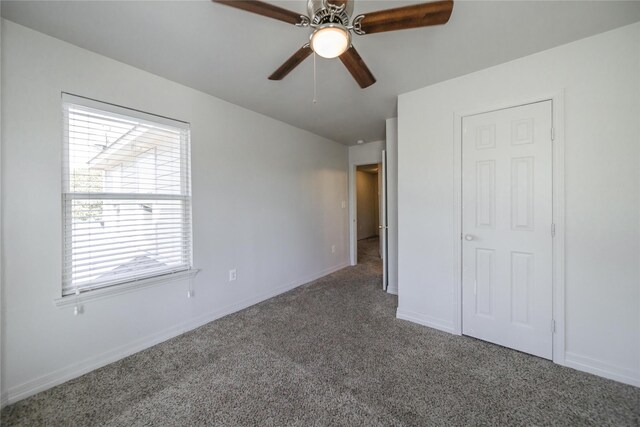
<box><xmin>357</xmin><ymin>236</ymin><xmax>381</xmax><ymax>264</ymax></box>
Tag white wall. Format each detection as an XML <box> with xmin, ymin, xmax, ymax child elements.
<box><xmin>0</xmin><ymin>20</ymin><xmax>349</xmax><ymax>405</ymax></box>
<box><xmin>385</xmin><ymin>118</ymin><xmax>398</xmax><ymax>295</ymax></box>
<box><xmin>348</xmin><ymin>140</ymin><xmax>385</xmax><ymax>166</ymax></box>
<box><xmin>348</xmin><ymin>140</ymin><xmax>384</xmax><ymax>265</ymax></box>
<box><xmin>397</xmin><ymin>23</ymin><xmax>640</xmax><ymax>386</ymax></box>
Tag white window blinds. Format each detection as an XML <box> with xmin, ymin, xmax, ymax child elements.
<box><xmin>62</xmin><ymin>94</ymin><xmax>192</xmax><ymax>296</ymax></box>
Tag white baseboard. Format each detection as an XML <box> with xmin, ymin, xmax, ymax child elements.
<box><xmin>393</xmin><ymin>310</ymin><xmax>640</xmax><ymax>388</ymax></box>
<box><xmin>386</xmin><ymin>285</ymin><xmax>398</xmax><ymax>295</ymax></box>
<box><xmin>564</xmin><ymin>351</ymin><xmax>640</xmax><ymax>388</ymax></box>
<box><xmin>396</xmin><ymin>308</ymin><xmax>456</xmax><ymax>334</ymax></box>
<box><xmin>1</xmin><ymin>261</ymin><xmax>349</xmax><ymax>407</ymax></box>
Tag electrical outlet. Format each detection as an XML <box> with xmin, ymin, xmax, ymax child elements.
<box><xmin>341</xmin><ymin>201</ymin><xmax>346</xmax><ymax>209</ymax></box>
<box><xmin>331</xmin><ymin>245</ymin><xmax>336</xmax><ymax>253</ymax></box>
<box><xmin>229</xmin><ymin>269</ymin><xmax>237</xmax><ymax>281</ymax></box>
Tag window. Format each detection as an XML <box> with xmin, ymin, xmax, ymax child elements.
<box><xmin>62</xmin><ymin>94</ymin><xmax>192</xmax><ymax>296</ymax></box>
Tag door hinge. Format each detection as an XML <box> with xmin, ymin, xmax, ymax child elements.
<box><xmin>551</xmin><ymin>223</ymin><xmax>556</xmax><ymax>237</ymax></box>
<box><xmin>551</xmin><ymin>127</ymin><xmax>555</xmax><ymax>141</ymax></box>
<box><xmin>551</xmin><ymin>319</ymin><xmax>556</xmax><ymax>333</ymax></box>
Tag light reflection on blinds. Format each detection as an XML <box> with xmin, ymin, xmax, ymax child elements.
<box><xmin>62</xmin><ymin>95</ymin><xmax>192</xmax><ymax>296</ymax></box>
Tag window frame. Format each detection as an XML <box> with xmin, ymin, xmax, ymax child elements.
<box><xmin>60</xmin><ymin>93</ymin><xmax>195</xmax><ymax>300</ymax></box>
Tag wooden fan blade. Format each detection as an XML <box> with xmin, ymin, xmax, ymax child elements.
<box><xmin>355</xmin><ymin>0</ymin><xmax>453</xmax><ymax>35</ymax></box>
<box><xmin>269</xmin><ymin>45</ymin><xmax>312</xmax><ymax>80</ymax></box>
<box><xmin>213</xmin><ymin>0</ymin><xmax>305</xmax><ymax>25</ymax></box>
<box><xmin>339</xmin><ymin>46</ymin><xmax>376</xmax><ymax>88</ymax></box>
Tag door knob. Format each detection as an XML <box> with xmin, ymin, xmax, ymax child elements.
<box><xmin>464</xmin><ymin>234</ymin><xmax>475</xmax><ymax>241</ymax></box>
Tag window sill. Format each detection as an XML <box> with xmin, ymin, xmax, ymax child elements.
<box><xmin>54</xmin><ymin>269</ymin><xmax>200</xmax><ymax>307</ymax></box>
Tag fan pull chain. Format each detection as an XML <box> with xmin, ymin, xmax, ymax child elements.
<box><xmin>313</xmin><ymin>51</ymin><xmax>317</xmax><ymax>104</ymax></box>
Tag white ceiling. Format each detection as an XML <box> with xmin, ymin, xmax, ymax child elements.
<box><xmin>2</xmin><ymin>1</ymin><xmax>640</xmax><ymax>145</ymax></box>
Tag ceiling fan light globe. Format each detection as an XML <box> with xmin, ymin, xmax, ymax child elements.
<box><xmin>310</xmin><ymin>24</ymin><xmax>350</xmax><ymax>59</ymax></box>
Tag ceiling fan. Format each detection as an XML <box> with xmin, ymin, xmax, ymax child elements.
<box><xmin>213</xmin><ymin>0</ymin><xmax>454</xmax><ymax>88</ymax></box>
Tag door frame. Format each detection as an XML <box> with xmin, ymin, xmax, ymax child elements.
<box><xmin>380</xmin><ymin>151</ymin><xmax>388</xmax><ymax>290</ymax></box>
<box><xmin>452</xmin><ymin>91</ymin><xmax>566</xmax><ymax>365</ymax></box>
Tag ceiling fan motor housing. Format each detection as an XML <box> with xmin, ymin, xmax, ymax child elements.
<box><xmin>307</xmin><ymin>0</ymin><xmax>354</xmax><ymax>26</ymax></box>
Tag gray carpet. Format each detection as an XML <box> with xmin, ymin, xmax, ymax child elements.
<box><xmin>2</xmin><ymin>237</ymin><xmax>639</xmax><ymax>426</ymax></box>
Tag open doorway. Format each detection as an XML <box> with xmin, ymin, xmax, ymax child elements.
<box><xmin>355</xmin><ymin>164</ymin><xmax>381</xmax><ymax>264</ymax></box>
<box><xmin>349</xmin><ymin>149</ymin><xmax>388</xmax><ymax>290</ymax></box>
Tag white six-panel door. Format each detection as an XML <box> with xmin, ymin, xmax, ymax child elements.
<box><xmin>462</xmin><ymin>101</ymin><xmax>553</xmax><ymax>359</ymax></box>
